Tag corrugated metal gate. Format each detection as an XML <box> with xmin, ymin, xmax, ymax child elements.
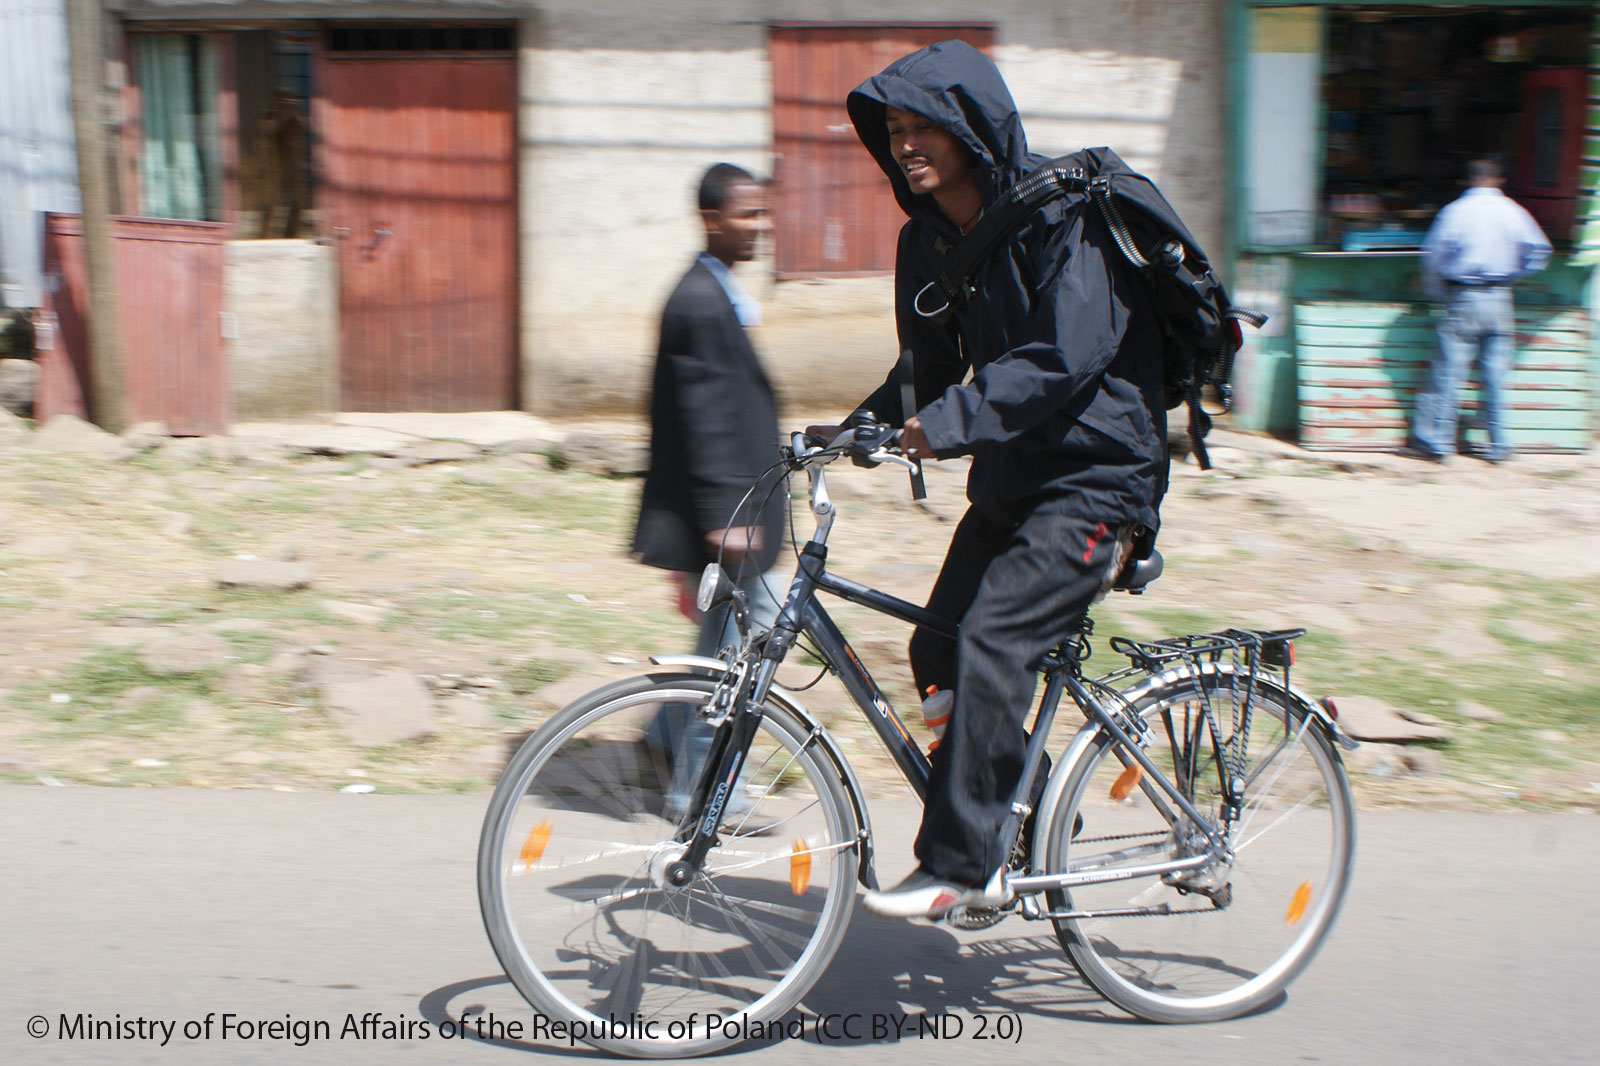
<box><xmin>36</xmin><ymin>213</ymin><xmax>229</xmax><ymax>435</ymax></box>
<box><xmin>1296</xmin><ymin>300</ymin><xmax>1592</xmax><ymax>452</ymax></box>
<box><xmin>318</xmin><ymin>49</ymin><xmax>518</xmax><ymax>412</ymax></box>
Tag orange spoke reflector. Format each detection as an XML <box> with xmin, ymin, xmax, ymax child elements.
<box><xmin>1286</xmin><ymin>881</ymin><xmax>1313</xmax><ymax>925</ymax></box>
<box><xmin>1110</xmin><ymin>763</ymin><xmax>1143</xmax><ymax>801</ymax></box>
<box><xmin>520</xmin><ymin>820</ymin><xmax>552</xmax><ymax>866</ymax></box>
<box><xmin>789</xmin><ymin>838</ymin><xmax>812</xmax><ymax>896</ymax></box>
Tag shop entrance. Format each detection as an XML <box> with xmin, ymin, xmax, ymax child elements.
<box><xmin>1318</xmin><ymin>5</ymin><xmax>1592</xmax><ymax>250</ymax></box>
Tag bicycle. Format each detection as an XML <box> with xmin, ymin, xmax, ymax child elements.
<box><xmin>477</xmin><ymin>423</ymin><xmax>1358</xmax><ymax>1057</ymax></box>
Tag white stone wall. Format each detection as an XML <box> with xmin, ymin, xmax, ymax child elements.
<box><xmin>122</xmin><ymin>0</ymin><xmax>1229</xmax><ymax>418</ymax></box>
<box><xmin>517</xmin><ymin>0</ymin><xmax>1228</xmax><ymax>416</ymax></box>
<box><xmin>224</xmin><ymin>240</ymin><xmax>337</xmax><ymax>420</ymax></box>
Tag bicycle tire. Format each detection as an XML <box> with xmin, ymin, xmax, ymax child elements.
<box><xmin>1043</xmin><ymin>671</ymin><xmax>1354</xmax><ymax>1022</ymax></box>
<box><xmin>477</xmin><ymin>673</ymin><xmax>857</xmax><ymax>1057</ymax></box>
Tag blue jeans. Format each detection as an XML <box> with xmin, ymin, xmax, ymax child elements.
<box><xmin>648</xmin><ymin>567</ymin><xmax>785</xmax><ymax>818</ymax></box>
<box><xmin>1413</xmin><ymin>286</ymin><xmax>1516</xmax><ymax>460</ymax></box>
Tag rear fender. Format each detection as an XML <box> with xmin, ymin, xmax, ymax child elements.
<box><xmin>1033</xmin><ymin>663</ymin><xmax>1354</xmax><ymax>865</ymax></box>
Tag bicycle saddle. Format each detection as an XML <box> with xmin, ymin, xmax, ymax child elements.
<box><xmin>1113</xmin><ymin>549</ymin><xmax>1163</xmax><ymax>594</ymax></box>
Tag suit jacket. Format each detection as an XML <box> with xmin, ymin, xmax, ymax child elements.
<box><xmin>631</xmin><ymin>258</ymin><xmax>784</xmax><ymax>574</ymax></box>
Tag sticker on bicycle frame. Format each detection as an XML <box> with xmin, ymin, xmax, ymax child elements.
<box><xmin>841</xmin><ymin>645</ymin><xmax>913</xmax><ymax>741</ymax></box>
<box><xmin>699</xmin><ymin>782</ymin><xmax>730</xmax><ymax>836</ymax></box>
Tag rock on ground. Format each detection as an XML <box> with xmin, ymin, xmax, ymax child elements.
<box><xmin>32</xmin><ymin>414</ymin><xmax>134</xmax><ymax>460</ymax></box>
<box><xmin>552</xmin><ymin>432</ymin><xmax>649</xmax><ymax>476</ymax></box>
<box><xmin>321</xmin><ymin>672</ymin><xmax>436</xmax><ymax>747</ymax></box>
<box><xmin>0</xmin><ymin>358</ymin><xmax>35</xmax><ymax>417</ymax></box>
<box><xmin>214</xmin><ymin>558</ymin><xmax>315</xmax><ymax>591</ymax></box>
<box><xmin>139</xmin><ymin>632</ymin><xmax>233</xmax><ymax>675</ymax></box>
<box><xmin>1331</xmin><ymin>694</ymin><xmax>1453</xmax><ymax>742</ymax></box>
<box><xmin>0</xmin><ymin>404</ymin><xmax>29</xmax><ymax>443</ymax></box>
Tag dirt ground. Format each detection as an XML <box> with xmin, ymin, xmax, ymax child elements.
<box><xmin>2</xmin><ymin>414</ymin><xmax>1598</xmax><ymax>810</ymax></box>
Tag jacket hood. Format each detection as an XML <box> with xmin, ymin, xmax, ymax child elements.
<box><xmin>847</xmin><ymin>40</ymin><xmax>1031</xmax><ymax>225</ymax></box>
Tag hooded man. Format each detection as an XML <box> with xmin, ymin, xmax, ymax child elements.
<box><xmin>821</xmin><ymin>40</ymin><xmax>1169</xmax><ymax>919</ymax></box>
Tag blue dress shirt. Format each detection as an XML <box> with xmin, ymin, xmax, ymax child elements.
<box><xmin>696</xmin><ymin>252</ymin><xmax>762</xmax><ymax>327</ymax></box>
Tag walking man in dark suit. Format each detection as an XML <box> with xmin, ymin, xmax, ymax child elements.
<box><xmin>631</xmin><ymin>163</ymin><xmax>784</xmax><ymax>816</ymax></box>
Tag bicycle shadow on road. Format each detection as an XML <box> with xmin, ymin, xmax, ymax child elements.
<box><xmin>418</xmin><ymin>975</ymin><xmax>612</xmax><ymax>1059</ymax></box>
<box><xmin>418</xmin><ymin>900</ymin><xmax>1288</xmax><ymax>1056</ymax></box>
<box><xmin>797</xmin><ymin>902</ymin><xmax>1128</xmax><ymax>1034</ymax></box>
<box><xmin>798</xmin><ymin>901</ymin><xmax>1287</xmax><ymax>1045</ymax></box>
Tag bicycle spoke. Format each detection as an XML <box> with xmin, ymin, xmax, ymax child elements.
<box><xmin>1234</xmin><ymin>789</ymin><xmax>1319</xmax><ymax>853</ymax></box>
<box><xmin>1049</xmin><ymin>674</ymin><xmax>1352</xmax><ymax>1022</ymax></box>
<box><xmin>695</xmin><ymin>876</ymin><xmax>815</xmax><ymax>962</ymax></box>
<box><xmin>509</xmin><ymin>841</ymin><xmax>658</xmax><ymax>877</ymax></box>
<box><xmin>481</xmin><ymin>678</ymin><xmax>855</xmax><ymax>1054</ymax></box>
<box><xmin>706</xmin><ymin>836</ymin><xmax>854</xmax><ymax>877</ymax></box>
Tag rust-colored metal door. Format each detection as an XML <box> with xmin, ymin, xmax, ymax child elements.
<box><xmin>37</xmin><ymin>213</ymin><xmax>230</xmax><ymax>435</ymax></box>
<box><xmin>318</xmin><ymin>53</ymin><xmax>517</xmax><ymax>411</ymax></box>
<box><xmin>771</xmin><ymin>24</ymin><xmax>995</xmax><ymax>277</ymax></box>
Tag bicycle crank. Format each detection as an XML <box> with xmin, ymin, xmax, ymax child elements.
<box><xmin>944</xmin><ymin>903</ymin><xmax>1010</xmax><ymax>930</ymax></box>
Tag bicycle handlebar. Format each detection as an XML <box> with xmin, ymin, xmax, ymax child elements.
<box><xmin>787</xmin><ymin>422</ymin><xmax>919</xmax><ymax>479</ymax></box>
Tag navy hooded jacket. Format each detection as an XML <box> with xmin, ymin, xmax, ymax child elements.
<box><xmin>847</xmin><ymin>40</ymin><xmax>1168</xmax><ymax>538</ymax></box>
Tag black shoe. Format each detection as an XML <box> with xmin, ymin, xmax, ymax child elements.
<box><xmin>1400</xmin><ymin>442</ymin><xmax>1447</xmax><ymax>464</ymax></box>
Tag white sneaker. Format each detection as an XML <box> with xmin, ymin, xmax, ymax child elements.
<box><xmin>862</xmin><ymin>867</ymin><xmax>1009</xmax><ymax>920</ymax></box>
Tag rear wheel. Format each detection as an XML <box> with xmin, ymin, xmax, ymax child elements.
<box><xmin>1045</xmin><ymin>673</ymin><xmax>1354</xmax><ymax>1022</ymax></box>
<box><xmin>477</xmin><ymin>674</ymin><xmax>857</xmax><ymax>1057</ymax></box>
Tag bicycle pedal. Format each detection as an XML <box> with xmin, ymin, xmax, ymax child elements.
<box><xmin>944</xmin><ymin>904</ymin><xmax>1008</xmax><ymax>930</ymax></box>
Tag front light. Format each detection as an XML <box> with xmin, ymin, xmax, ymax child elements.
<box><xmin>697</xmin><ymin>564</ymin><xmax>731</xmax><ymax>613</ymax></box>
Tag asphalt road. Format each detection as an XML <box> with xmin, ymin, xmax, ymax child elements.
<box><xmin>4</xmin><ymin>784</ymin><xmax>1596</xmax><ymax>1065</ymax></box>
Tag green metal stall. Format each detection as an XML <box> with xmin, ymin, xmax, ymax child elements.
<box><xmin>1225</xmin><ymin>0</ymin><xmax>1600</xmax><ymax>453</ymax></box>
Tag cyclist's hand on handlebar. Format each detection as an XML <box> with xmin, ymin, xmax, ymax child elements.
<box><xmin>900</xmin><ymin>416</ymin><xmax>932</xmax><ymax>460</ymax></box>
<box><xmin>803</xmin><ymin>424</ymin><xmax>844</xmax><ymax>447</ymax></box>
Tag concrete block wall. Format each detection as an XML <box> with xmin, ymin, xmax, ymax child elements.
<box><xmin>121</xmin><ymin>0</ymin><xmax>1228</xmax><ymax>419</ymax></box>
<box><xmin>224</xmin><ymin>240</ymin><xmax>337</xmax><ymax>420</ymax></box>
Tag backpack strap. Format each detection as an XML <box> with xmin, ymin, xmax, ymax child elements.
<box><xmin>914</xmin><ymin>154</ymin><xmax>1191</xmax><ymax>319</ymax></box>
<box><xmin>1189</xmin><ymin>306</ymin><xmax>1270</xmax><ymax>470</ymax></box>
<box><xmin>913</xmin><ymin>157</ymin><xmax>1090</xmax><ymax>321</ymax></box>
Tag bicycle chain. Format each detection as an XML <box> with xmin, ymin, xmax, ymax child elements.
<box><xmin>1070</xmin><ymin>829</ymin><xmax>1177</xmax><ymax>846</ymax></box>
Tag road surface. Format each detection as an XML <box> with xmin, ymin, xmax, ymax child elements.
<box><xmin>4</xmin><ymin>785</ymin><xmax>1596</xmax><ymax>1064</ymax></box>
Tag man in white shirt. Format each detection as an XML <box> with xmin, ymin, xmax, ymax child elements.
<box><xmin>1409</xmin><ymin>156</ymin><xmax>1551</xmax><ymax>464</ymax></box>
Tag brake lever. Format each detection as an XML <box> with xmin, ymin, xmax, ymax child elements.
<box><xmin>868</xmin><ymin>449</ymin><xmax>919</xmax><ymax>475</ymax></box>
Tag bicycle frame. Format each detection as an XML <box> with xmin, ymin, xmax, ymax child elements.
<box><xmin>671</xmin><ymin>434</ymin><xmax>1231</xmax><ymax>902</ymax></box>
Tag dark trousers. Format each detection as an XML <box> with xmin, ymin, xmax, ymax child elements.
<box><xmin>909</xmin><ymin>508</ymin><xmax>1124</xmax><ymax>884</ymax></box>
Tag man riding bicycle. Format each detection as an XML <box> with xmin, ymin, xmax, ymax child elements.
<box><xmin>815</xmin><ymin>40</ymin><xmax>1169</xmax><ymax>920</ymax></box>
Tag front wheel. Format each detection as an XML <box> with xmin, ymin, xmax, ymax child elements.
<box><xmin>477</xmin><ymin>673</ymin><xmax>858</xmax><ymax>1057</ymax></box>
<box><xmin>1044</xmin><ymin>673</ymin><xmax>1354</xmax><ymax>1022</ymax></box>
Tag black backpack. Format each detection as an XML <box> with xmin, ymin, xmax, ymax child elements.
<box><xmin>910</xmin><ymin>146</ymin><xmax>1265</xmax><ymax>470</ymax></box>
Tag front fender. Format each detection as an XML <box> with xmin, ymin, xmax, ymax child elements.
<box><xmin>649</xmin><ymin>654</ymin><xmax>881</xmax><ymax>891</ymax></box>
